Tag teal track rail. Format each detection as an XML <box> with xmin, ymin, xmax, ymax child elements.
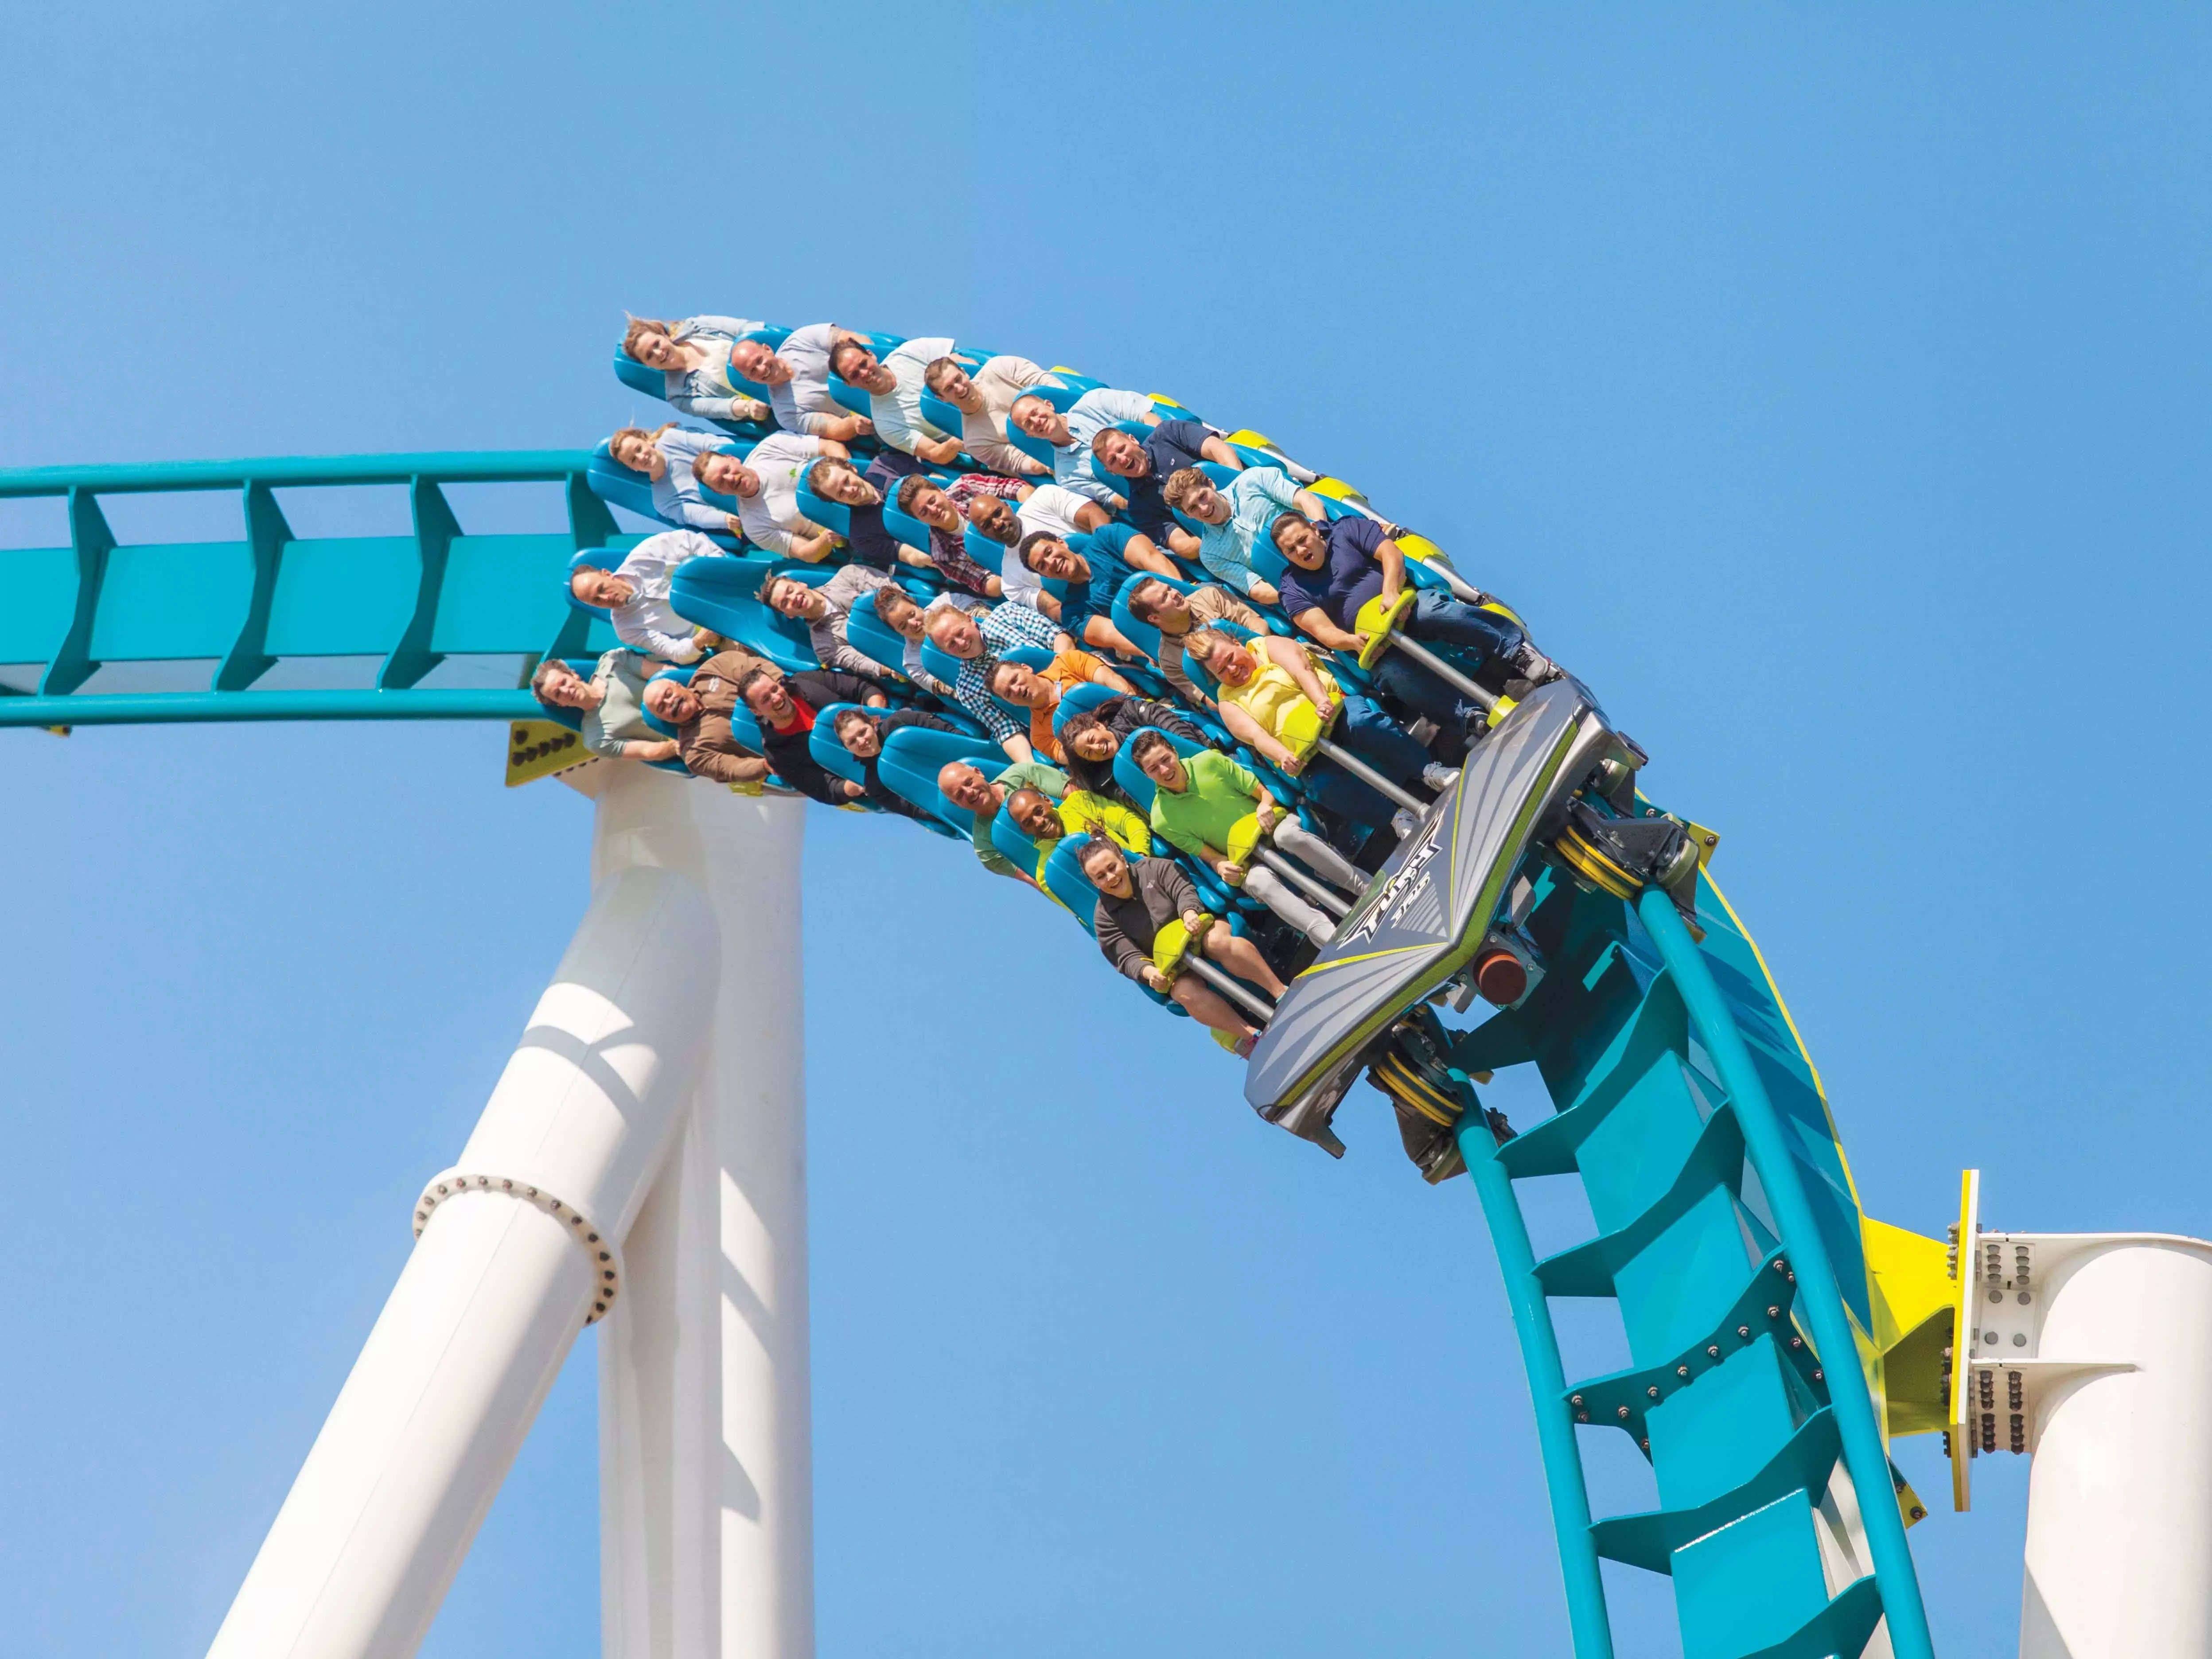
<box><xmin>0</xmin><ymin>453</ymin><xmax>630</xmax><ymax>727</ymax></box>
<box><xmin>1450</xmin><ymin>869</ymin><xmax>1934</xmax><ymax>1659</ymax></box>
<box><xmin>3</xmin><ymin>446</ymin><xmax>1939</xmax><ymax>1653</ymax></box>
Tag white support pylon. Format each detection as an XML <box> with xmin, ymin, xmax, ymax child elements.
<box><xmin>586</xmin><ymin>767</ymin><xmax>813</xmax><ymax>1659</ymax></box>
<box><xmin>206</xmin><ymin>763</ymin><xmax>814</xmax><ymax>1658</ymax></box>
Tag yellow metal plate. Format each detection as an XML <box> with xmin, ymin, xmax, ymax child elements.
<box><xmin>505</xmin><ymin>719</ymin><xmax>593</xmax><ymax>787</ymax></box>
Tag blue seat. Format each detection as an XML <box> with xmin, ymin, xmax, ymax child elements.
<box><xmin>794</xmin><ymin>462</ymin><xmax>852</xmax><ymax>539</ymax></box>
<box><xmin>874</xmin><ymin>725</ymin><xmax>1003</xmax><ymax>834</ymax></box>
<box><xmin>613</xmin><ymin>352</ymin><xmax>663</xmax><ymax>400</ymax></box>
<box><xmin>881</xmin><ymin>496</ymin><xmax>933</xmax><ymax>552</ymax></box>
<box><xmin>1041</xmin><ymin>836</ymin><xmax>1185</xmax><ymax>1015</ymax></box>
<box><xmin>1051</xmin><ymin>679</ymin><xmax>1118</xmax><ymax>736</ymax></box>
<box><xmin>964</xmin><ymin>525</ymin><xmax>1013</xmax><ymax>579</ymax></box>
<box><xmin>667</xmin><ymin>555</ymin><xmax>822</xmax><ymax>673</ymax></box>
<box><xmin>587</xmin><ymin>438</ymin><xmax>748</xmax><ymax>533</ymax></box>
<box><xmin>843</xmin><ymin>590</ymin><xmax>910</xmax><ymax>682</ymax></box>
<box><xmin>918</xmin><ymin>392</ymin><xmax>967</xmax><ymax>438</ymax></box>
<box><xmin>989</xmin><ymin>810</ymin><xmax>1050</xmax><ymax>891</ymax></box>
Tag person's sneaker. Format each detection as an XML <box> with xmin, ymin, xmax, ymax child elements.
<box><xmin>1420</xmin><ymin>761</ymin><xmax>1461</xmax><ymax>792</ymax></box>
<box><xmin>1391</xmin><ymin>806</ymin><xmax>1421</xmax><ymax>838</ymax></box>
<box><xmin>1305</xmin><ymin>916</ymin><xmax>1337</xmax><ymax>946</ymax></box>
<box><xmin>1511</xmin><ymin>642</ymin><xmax>1564</xmax><ymax>684</ymax></box>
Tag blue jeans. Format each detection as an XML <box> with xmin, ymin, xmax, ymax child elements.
<box><xmin>1371</xmin><ymin>592</ymin><xmax>1525</xmax><ymax>732</ymax></box>
<box><xmin>1302</xmin><ymin>694</ymin><xmax>1430</xmax><ymax>830</ymax></box>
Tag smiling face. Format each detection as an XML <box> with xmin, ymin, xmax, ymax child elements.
<box><xmin>534</xmin><ymin>661</ymin><xmax>592</xmax><ymax>709</ymax></box>
<box><xmin>1010</xmin><ymin>395</ymin><xmax>1070</xmax><ymax>445</ymax></box>
<box><xmin>1201</xmin><ymin>638</ymin><xmax>1254</xmax><ymax>687</ymax></box>
<box><xmin>812</xmin><ymin>466</ymin><xmax>880</xmax><ymax>508</ymax></box>
<box><xmin>965</xmin><ymin>495</ymin><xmax>1018</xmax><ymax>545</ymax></box>
<box><xmin>905</xmin><ymin>482</ymin><xmax>958</xmax><ymax>530</ymax></box>
<box><xmin>828</xmin><ymin>341</ymin><xmax>881</xmax><ymax>384</ymax></box>
<box><xmin>1133</xmin><ymin>580</ymin><xmax>1190</xmax><ymax>630</ymax></box>
<box><xmin>1066</xmin><ymin>724</ymin><xmax>1118</xmax><ymax>764</ymax></box>
<box><xmin>835</xmin><ymin>712</ymin><xmax>880</xmax><ymax>758</ymax></box>
<box><xmin>1025</xmin><ymin>538</ymin><xmax>1087</xmax><ymax>582</ymax></box>
<box><xmin>1007</xmin><ymin>788</ymin><xmax>1061</xmax><ymax>840</ymax></box>
<box><xmin>934</xmin><ymin>363</ymin><xmax>975</xmax><ymax>402</ymax></box>
<box><xmin>697</xmin><ymin>452</ymin><xmax>757</xmax><ymax>498</ymax></box>
<box><xmin>872</xmin><ymin>588</ymin><xmax>923</xmax><ymax>639</ymax></box>
<box><xmin>611</xmin><ymin>431</ymin><xmax>664</xmax><ymax>478</ymax></box>
<box><xmin>643</xmin><ymin>678</ymin><xmax>701</xmax><ymax>727</ymax></box>
<box><xmin>743</xmin><ymin>675</ymin><xmax>797</xmax><ymax>725</ymax></box>
<box><xmin>1079</xmin><ymin>841</ymin><xmax>1132</xmax><ymax>896</ymax></box>
<box><xmin>728</xmin><ymin>339</ymin><xmax>792</xmax><ymax>385</ymax></box>
<box><xmin>1184</xmin><ymin>481</ymin><xmax>1227</xmax><ymax>524</ymax></box>
<box><xmin>631</xmin><ymin>331</ymin><xmax>681</xmax><ymax>370</ymax></box>
<box><xmin>1137</xmin><ymin>742</ymin><xmax>1189</xmax><ymax>791</ymax></box>
<box><xmin>926</xmin><ymin>609</ymin><xmax>984</xmax><ymax>659</ymax></box>
<box><xmin>938</xmin><ymin>762</ymin><xmax>993</xmax><ymax>812</ymax></box>
<box><xmin>1273</xmin><ymin>514</ymin><xmax>1328</xmax><ymax>571</ymax></box>
<box><xmin>570</xmin><ymin>568</ymin><xmax>636</xmax><ymax>609</ymax></box>
<box><xmin>763</xmin><ymin>577</ymin><xmax>818</xmax><ymax>620</ymax></box>
<box><xmin>1090</xmin><ymin>428</ymin><xmax>1148</xmax><ymax>479</ymax></box>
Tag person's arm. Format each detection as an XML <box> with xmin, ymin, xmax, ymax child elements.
<box><xmin>1094</xmin><ymin>905</ymin><xmax>1152</xmax><ymax>984</ymax></box>
<box><xmin>680</xmin><ymin>720</ymin><xmax>770</xmax><ymax>785</ymax></box>
<box><xmin>1263</xmin><ymin>634</ymin><xmax>1337</xmax><ymax>710</ymax></box>
<box><xmin>1373</xmin><ymin>535</ymin><xmax>1407</xmax><ymax>609</ymax></box>
<box><xmin>1292</xmin><ymin>487</ymin><xmax>1328</xmax><ymax>524</ymax></box>
<box><xmin>1154</xmin><ymin>859</ymin><xmax>1203</xmax><ymax>920</ymax></box>
<box><xmin>1125</xmin><ymin>697</ymin><xmax>1208</xmax><ymax>745</ymax></box>
<box><xmin>997</xmin><ymin>731</ymin><xmax>1036</xmax><ymax>764</ymax></box>
<box><xmin>1166</xmin><ymin>526</ymin><xmax>1203</xmax><ymax>561</ymax></box>
<box><xmin>1215</xmin><ymin>697</ymin><xmax>1293</xmax><ymax>771</ymax></box>
<box><xmin>1024</xmin><ymin>588</ymin><xmax>1063</xmax><ymax>622</ymax></box>
<box><xmin>1198</xmin><ymin>433</ymin><xmax>1245</xmax><ymax>468</ymax></box>
<box><xmin>1117</xmin><ymin>531</ymin><xmax>1180</xmax><ymax>578</ymax></box>
<box><xmin>1290</xmin><ymin>604</ymin><xmax>1363</xmax><ymax>653</ymax></box>
<box><xmin>614</xmin><ymin>604</ymin><xmax>704</xmax><ymax>665</ymax></box>
<box><xmin>1156</xmin><ymin>640</ymin><xmax>1205</xmax><ymax>707</ymax></box>
<box><xmin>787</xmin><ymin>525</ymin><xmax>840</xmax><ymax>563</ymax></box>
<box><xmin>1075</xmin><ymin>634</ymin><xmax>1137</xmax><ymax>684</ymax></box>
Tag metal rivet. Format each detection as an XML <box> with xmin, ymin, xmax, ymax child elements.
<box><xmin>2013</xmin><ymin>1333</ymin><xmax>2028</xmax><ymax>1347</ymax></box>
<box><xmin>1988</xmin><ymin>1290</ymin><xmax>2003</xmax><ymax>1304</ymax></box>
<box><xmin>1767</xmin><ymin>1306</ymin><xmax>1780</xmax><ymax>1318</ymax></box>
<box><xmin>1677</xmin><ymin>1365</ymin><xmax>1690</xmax><ymax>1378</ymax></box>
<box><xmin>1737</xmin><ymin>1325</ymin><xmax>1751</xmax><ymax>1338</ymax></box>
<box><xmin>1570</xmin><ymin>1394</ymin><xmax>1584</xmax><ymax>1406</ymax></box>
<box><xmin>1640</xmin><ymin>1438</ymin><xmax>1651</xmax><ymax>1452</ymax></box>
<box><xmin>588</xmin><ymin>1233</ymin><xmax>600</xmax><ymax>1243</ymax></box>
<box><xmin>1790</xmin><ymin>1336</ymin><xmax>1803</xmax><ymax>1349</ymax></box>
<box><xmin>1575</xmin><ymin>1411</ymin><xmax>1589</xmax><ymax>1422</ymax></box>
<box><xmin>1647</xmin><ymin>1386</ymin><xmax>1660</xmax><ymax>1399</ymax></box>
<box><xmin>1707</xmin><ymin>1345</ymin><xmax>1721</xmax><ymax>1358</ymax></box>
<box><xmin>1910</xmin><ymin>1506</ymin><xmax>1926</xmax><ymax>1521</ymax></box>
<box><xmin>603</xmin><ymin>1270</ymin><xmax>615</xmax><ymax>1281</ymax></box>
<box><xmin>436</xmin><ymin>1184</ymin><xmax>448</xmax><ymax>1195</ymax></box>
<box><xmin>2017</xmin><ymin>1291</ymin><xmax>2031</xmax><ymax>1305</ymax></box>
<box><xmin>598</xmin><ymin>1251</ymin><xmax>610</xmax><ymax>1262</ymax></box>
<box><xmin>1774</xmin><ymin>1259</ymin><xmax>1788</xmax><ymax>1274</ymax></box>
<box><xmin>1813</xmin><ymin>1369</ymin><xmax>1824</xmax><ymax>1382</ymax></box>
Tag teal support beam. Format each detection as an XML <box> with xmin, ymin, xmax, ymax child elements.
<box><xmin>0</xmin><ymin>451</ymin><xmax>611</xmax><ymax>728</ymax></box>
<box><xmin>1461</xmin><ymin>1114</ymin><xmax>1617</xmax><ymax>1659</ymax></box>
<box><xmin>1635</xmin><ymin>890</ymin><xmax>1936</xmax><ymax>1659</ymax></box>
<box><xmin>0</xmin><ymin>689</ymin><xmax>535</xmax><ymax>725</ymax></box>
<box><xmin>40</xmin><ymin>487</ymin><xmax>116</xmax><ymax>696</ymax></box>
<box><xmin>217</xmin><ymin>482</ymin><xmax>291</xmax><ymax>692</ymax></box>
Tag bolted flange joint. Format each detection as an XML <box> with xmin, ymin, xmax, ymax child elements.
<box><xmin>412</xmin><ymin>1168</ymin><xmax>625</xmax><ymax>1324</ymax></box>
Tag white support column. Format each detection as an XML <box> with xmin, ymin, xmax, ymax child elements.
<box><xmin>205</xmin><ymin>812</ymin><xmax>720</xmax><ymax>1658</ymax></box>
<box><xmin>2013</xmin><ymin>1232</ymin><xmax>2212</xmax><ymax>1659</ymax></box>
<box><xmin>584</xmin><ymin>767</ymin><xmax>813</xmax><ymax>1659</ymax></box>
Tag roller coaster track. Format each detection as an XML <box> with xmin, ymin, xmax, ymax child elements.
<box><xmin>2</xmin><ymin>454</ymin><xmax>1938</xmax><ymax>1656</ymax></box>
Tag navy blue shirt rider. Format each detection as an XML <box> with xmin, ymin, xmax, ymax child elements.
<box><xmin>1275</xmin><ymin>514</ymin><xmax>1392</xmax><ymax>631</ymax></box>
<box><xmin>1051</xmin><ymin>523</ymin><xmax>1143</xmax><ymax>635</ymax></box>
<box><xmin>1116</xmin><ymin>419</ymin><xmax>1216</xmax><ymax>542</ymax></box>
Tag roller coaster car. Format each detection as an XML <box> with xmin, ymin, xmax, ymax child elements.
<box><xmin>1241</xmin><ymin>679</ymin><xmax>1699</xmax><ymax>1161</ymax></box>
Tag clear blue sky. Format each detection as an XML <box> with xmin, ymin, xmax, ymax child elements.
<box><xmin>6</xmin><ymin>5</ymin><xmax>2210</xmax><ymax>1655</ymax></box>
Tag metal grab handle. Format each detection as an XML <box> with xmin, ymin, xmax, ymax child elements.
<box><xmin>1311</xmin><ymin>737</ymin><xmax>1427</xmax><ymax>814</ymax></box>
<box><xmin>1255</xmin><ymin>846</ymin><xmax>1352</xmax><ymax>916</ymax></box>
<box><xmin>1187</xmin><ymin>955</ymin><xmax>1277</xmax><ymax>1022</ymax></box>
<box><xmin>1384</xmin><ymin>633</ymin><xmax>1498</xmax><ymax>713</ymax></box>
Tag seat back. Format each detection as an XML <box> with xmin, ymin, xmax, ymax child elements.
<box><xmin>1051</xmin><ymin>680</ymin><xmax>1118</xmax><ymax>736</ymax></box>
<box><xmin>613</xmin><ymin>352</ymin><xmax>664</xmax><ymax>399</ymax></box>
<box><xmin>1040</xmin><ymin>837</ymin><xmax>1108</xmax><ymax>934</ymax></box>
<box><xmin>875</xmin><ymin>726</ymin><xmax>1002</xmax><ymax>833</ymax></box>
<box><xmin>964</xmin><ymin>525</ymin><xmax>1012</xmax><ymax>576</ymax></box>
<box><xmin>795</xmin><ymin>461</ymin><xmax>852</xmax><ymax>538</ymax></box>
<box><xmin>843</xmin><ymin>590</ymin><xmax>911</xmax><ymax>680</ymax></box>
<box><xmin>989</xmin><ymin>810</ymin><xmax>1050</xmax><ymax>891</ymax></box>
<box><xmin>881</xmin><ymin>495</ymin><xmax>933</xmax><ymax>551</ymax></box>
<box><xmin>586</xmin><ymin>440</ymin><xmax>661</xmax><ymax>522</ymax></box>
<box><xmin>667</xmin><ymin>555</ymin><xmax>822</xmax><ymax>672</ymax></box>
<box><xmin>919</xmin><ymin>392</ymin><xmax>967</xmax><ymax>437</ymax></box>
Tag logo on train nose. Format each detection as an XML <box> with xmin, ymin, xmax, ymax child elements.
<box><xmin>1345</xmin><ymin>810</ymin><xmax>1448</xmax><ymax>947</ymax></box>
